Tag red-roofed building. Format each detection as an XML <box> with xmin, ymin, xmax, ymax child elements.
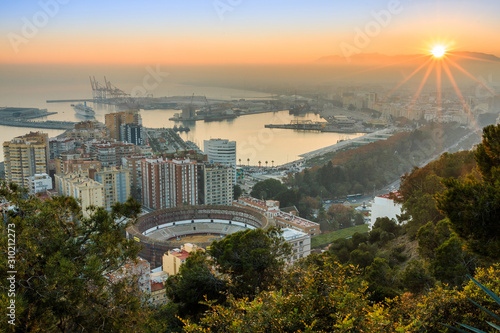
<box><xmin>150</xmin><ymin>281</ymin><xmax>167</xmax><ymax>306</ymax></box>
<box><xmin>235</xmin><ymin>196</ymin><xmax>320</xmax><ymax>236</ymax></box>
<box><xmin>162</xmin><ymin>243</ymin><xmax>204</xmax><ymax>276</ymax></box>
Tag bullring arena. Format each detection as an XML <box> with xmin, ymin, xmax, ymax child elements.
<box><xmin>126</xmin><ymin>205</ymin><xmax>270</xmax><ymax>268</ymax></box>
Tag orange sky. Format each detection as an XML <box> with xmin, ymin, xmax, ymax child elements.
<box><xmin>1</xmin><ymin>1</ymin><xmax>499</xmax><ymax>65</ymax></box>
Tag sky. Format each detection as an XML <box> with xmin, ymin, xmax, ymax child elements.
<box><xmin>1</xmin><ymin>0</ymin><xmax>500</xmax><ymax>65</ymax></box>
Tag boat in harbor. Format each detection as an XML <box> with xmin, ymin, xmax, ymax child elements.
<box><xmin>71</xmin><ymin>102</ymin><xmax>95</xmax><ymax>117</ymax></box>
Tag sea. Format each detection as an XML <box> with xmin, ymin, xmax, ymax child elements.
<box><xmin>0</xmin><ymin>65</ymin><xmax>362</xmax><ymax>165</ymax></box>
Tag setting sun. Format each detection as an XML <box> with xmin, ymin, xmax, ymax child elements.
<box><xmin>431</xmin><ymin>45</ymin><xmax>447</xmax><ymax>58</ymax></box>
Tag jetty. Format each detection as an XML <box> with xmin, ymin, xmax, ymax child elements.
<box><xmin>0</xmin><ymin>119</ymin><xmax>76</xmax><ymax>130</ymax></box>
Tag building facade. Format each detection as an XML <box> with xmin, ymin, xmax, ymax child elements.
<box><xmin>49</xmin><ymin>137</ymin><xmax>76</xmax><ymax>160</ymax></box>
<box><xmin>201</xmin><ymin>164</ymin><xmax>233</xmax><ymax>206</ymax></box>
<box><xmin>282</xmin><ymin>228</ymin><xmax>311</xmax><ymax>264</ymax></box>
<box><xmin>235</xmin><ymin>196</ymin><xmax>321</xmax><ymax>236</ymax></box>
<box><xmin>55</xmin><ymin>173</ymin><xmax>104</xmax><ymax>217</ymax></box>
<box><xmin>122</xmin><ymin>156</ymin><xmax>144</xmax><ymax>202</ymax></box>
<box><xmin>55</xmin><ymin>158</ymin><xmax>102</xmax><ymax>175</ymax></box>
<box><xmin>204</xmin><ymin>139</ymin><xmax>236</xmax><ymax>183</ymax></box>
<box><xmin>162</xmin><ymin>243</ymin><xmax>203</xmax><ymax>276</ymax></box>
<box><xmin>3</xmin><ymin>132</ymin><xmax>49</xmax><ymax>188</ymax></box>
<box><xmin>26</xmin><ymin>173</ymin><xmax>53</xmax><ymax>195</ymax></box>
<box><xmin>141</xmin><ymin>158</ymin><xmax>198</xmax><ymax>210</ymax></box>
<box><xmin>90</xmin><ymin>167</ymin><xmax>131</xmax><ymax>211</ymax></box>
<box><xmin>105</xmin><ymin>111</ymin><xmax>140</xmax><ymax>141</ymax></box>
<box><xmin>369</xmin><ymin>192</ymin><xmax>403</xmax><ymax>229</ymax></box>
<box><xmin>120</xmin><ymin>123</ymin><xmax>143</xmax><ymax>146</ymax></box>
<box><xmin>85</xmin><ymin>140</ymin><xmax>135</xmax><ymax>167</ymax></box>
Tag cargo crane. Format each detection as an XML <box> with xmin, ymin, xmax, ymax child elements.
<box><xmin>89</xmin><ymin>76</ymin><xmax>129</xmax><ymax>102</ymax></box>
<box><xmin>104</xmin><ymin>76</ymin><xmax>129</xmax><ymax>100</ymax></box>
<box><xmin>89</xmin><ymin>76</ymin><xmax>107</xmax><ymax>101</ymax></box>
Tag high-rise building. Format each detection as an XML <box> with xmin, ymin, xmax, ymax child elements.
<box><xmin>65</xmin><ymin>121</ymin><xmax>107</xmax><ymax>140</ymax></box>
<box><xmin>122</xmin><ymin>156</ymin><xmax>144</xmax><ymax>202</ymax></box>
<box><xmin>141</xmin><ymin>158</ymin><xmax>198</xmax><ymax>210</ymax></box>
<box><xmin>84</xmin><ymin>140</ymin><xmax>135</xmax><ymax>167</ymax></box>
<box><xmin>54</xmin><ymin>173</ymin><xmax>104</xmax><ymax>217</ymax></box>
<box><xmin>105</xmin><ymin>111</ymin><xmax>140</xmax><ymax>141</ymax></box>
<box><xmin>120</xmin><ymin>123</ymin><xmax>143</xmax><ymax>145</ymax></box>
<box><xmin>55</xmin><ymin>158</ymin><xmax>102</xmax><ymax>175</ymax></box>
<box><xmin>90</xmin><ymin>167</ymin><xmax>131</xmax><ymax>211</ymax></box>
<box><xmin>49</xmin><ymin>137</ymin><xmax>76</xmax><ymax>160</ymax></box>
<box><xmin>201</xmin><ymin>164</ymin><xmax>233</xmax><ymax>206</ymax></box>
<box><xmin>204</xmin><ymin>139</ymin><xmax>236</xmax><ymax>183</ymax></box>
<box><xmin>3</xmin><ymin>132</ymin><xmax>49</xmax><ymax>188</ymax></box>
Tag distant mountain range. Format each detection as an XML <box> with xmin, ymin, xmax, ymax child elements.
<box><xmin>316</xmin><ymin>51</ymin><xmax>500</xmax><ymax>65</ymax></box>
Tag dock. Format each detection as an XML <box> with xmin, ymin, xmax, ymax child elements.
<box><xmin>0</xmin><ymin>119</ymin><xmax>76</xmax><ymax>130</ymax></box>
<box><xmin>46</xmin><ymin>99</ymin><xmax>94</xmax><ymax>103</ymax></box>
<box><xmin>264</xmin><ymin>120</ymin><xmax>372</xmax><ymax>133</ymax></box>
<box><xmin>265</xmin><ymin>122</ymin><xmax>324</xmax><ymax>131</ymax></box>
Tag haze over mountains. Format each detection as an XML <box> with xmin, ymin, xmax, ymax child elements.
<box><xmin>316</xmin><ymin>51</ymin><xmax>500</xmax><ymax>65</ymax></box>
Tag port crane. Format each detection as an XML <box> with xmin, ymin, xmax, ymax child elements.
<box><xmin>89</xmin><ymin>76</ymin><xmax>129</xmax><ymax>102</ymax></box>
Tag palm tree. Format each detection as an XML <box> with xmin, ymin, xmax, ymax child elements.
<box><xmin>265</xmin><ymin>161</ymin><xmax>268</xmax><ymax>168</ymax></box>
<box><xmin>271</xmin><ymin>160</ymin><xmax>274</xmax><ymax>168</ymax></box>
<box><xmin>238</xmin><ymin>158</ymin><xmax>241</xmax><ymax>166</ymax></box>
<box><xmin>258</xmin><ymin>161</ymin><xmax>262</xmax><ymax>168</ymax></box>
<box><xmin>247</xmin><ymin>158</ymin><xmax>250</xmax><ymax>167</ymax></box>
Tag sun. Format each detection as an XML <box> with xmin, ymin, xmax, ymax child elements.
<box><xmin>431</xmin><ymin>45</ymin><xmax>446</xmax><ymax>58</ymax></box>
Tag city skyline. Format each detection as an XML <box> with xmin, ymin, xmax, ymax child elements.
<box><xmin>1</xmin><ymin>0</ymin><xmax>500</xmax><ymax>65</ymax></box>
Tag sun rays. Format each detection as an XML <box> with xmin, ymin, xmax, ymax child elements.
<box><xmin>380</xmin><ymin>41</ymin><xmax>499</xmax><ymax>133</ymax></box>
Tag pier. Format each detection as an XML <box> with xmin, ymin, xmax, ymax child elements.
<box><xmin>264</xmin><ymin>120</ymin><xmax>372</xmax><ymax>133</ymax></box>
<box><xmin>46</xmin><ymin>99</ymin><xmax>94</xmax><ymax>103</ymax></box>
<box><xmin>0</xmin><ymin>119</ymin><xmax>76</xmax><ymax>130</ymax></box>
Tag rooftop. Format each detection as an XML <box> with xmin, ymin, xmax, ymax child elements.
<box><xmin>274</xmin><ymin>211</ymin><xmax>318</xmax><ymax>228</ymax></box>
<box><xmin>377</xmin><ymin>191</ymin><xmax>403</xmax><ymax>200</ymax></box>
<box><xmin>169</xmin><ymin>249</ymin><xmax>191</xmax><ymax>260</ymax></box>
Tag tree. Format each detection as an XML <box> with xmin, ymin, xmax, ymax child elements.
<box><xmin>328</xmin><ymin>204</ymin><xmax>355</xmax><ymax>229</ymax></box>
<box><xmin>208</xmin><ymin>227</ymin><xmax>291</xmax><ymax>297</ymax></box>
<box><xmin>354</xmin><ymin>213</ymin><xmax>365</xmax><ymax>225</ymax></box>
<box><xmin>365</xmin><ymin>258</ymin><xmax>400</xmax><ymax>302</ymax></box>
<box><xmin>0</xmin><ymin>184</ymin><xmax>145</xmax><ymax>332</ymax></box>
<box><xmin>400</xmin><ymin>260</ymin><xmax>435</xmax><ymax>294</ymax></box>
<box><xmin>233</xmin><ymin>184</ymin><xmax>243</xmax><ymax>200</ymax></box>
<box><xmin>437</xmin><ymin>124</ymin><xmax>500</xmax><ymax>260</ymax></box>
<box><xmin>398</xmin><ymin>150</ymin><xmax>476</xmax><ymax>239</ymax></box>
<box><xmin>182</xmin><ymin>255</ymin><xmax>393</xmax><ymax>332</ymax></box>
<box><xmin>165</xmin><ymin>251</ymin><xmax>226</xmax><ymax>319</ymax></box>
<box><xmin>250</xmin><ymin>179</ymin><xmax>287</xmax><ymax>199</ymax></box>
<box><xmin>475</xmin><ymin>124</ymin><xmax>500</xmax><ymax>182</ymax></box>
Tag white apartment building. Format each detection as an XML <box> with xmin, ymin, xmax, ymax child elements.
<box><xmin>204</xmin><ymin>139</ymin><xmax>236</xmax><ymax>183</ymax></box>
<box><xmin>26</xmin><ymin>173</ymin><xmax>53</xmax><ymax>195</ymax></box>
<box><xmin>282</xmin><ymin>228</ymin><xmax>311</xmax><ymax>264</ymax></box>
<box><xmin>203</xmin><ymin>164</ymin><xmax>233</xmax><ymax>206</ymax></box>
<box><xmin>369</xmin><ymin>192</ymin><xmax>403</xmax><ymax>229</ymax></box>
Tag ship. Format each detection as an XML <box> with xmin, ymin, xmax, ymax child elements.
<box><xmin>71</xmin><ymin>102</ymin><xmax>95</xmax><ymax>117</ymax></box>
